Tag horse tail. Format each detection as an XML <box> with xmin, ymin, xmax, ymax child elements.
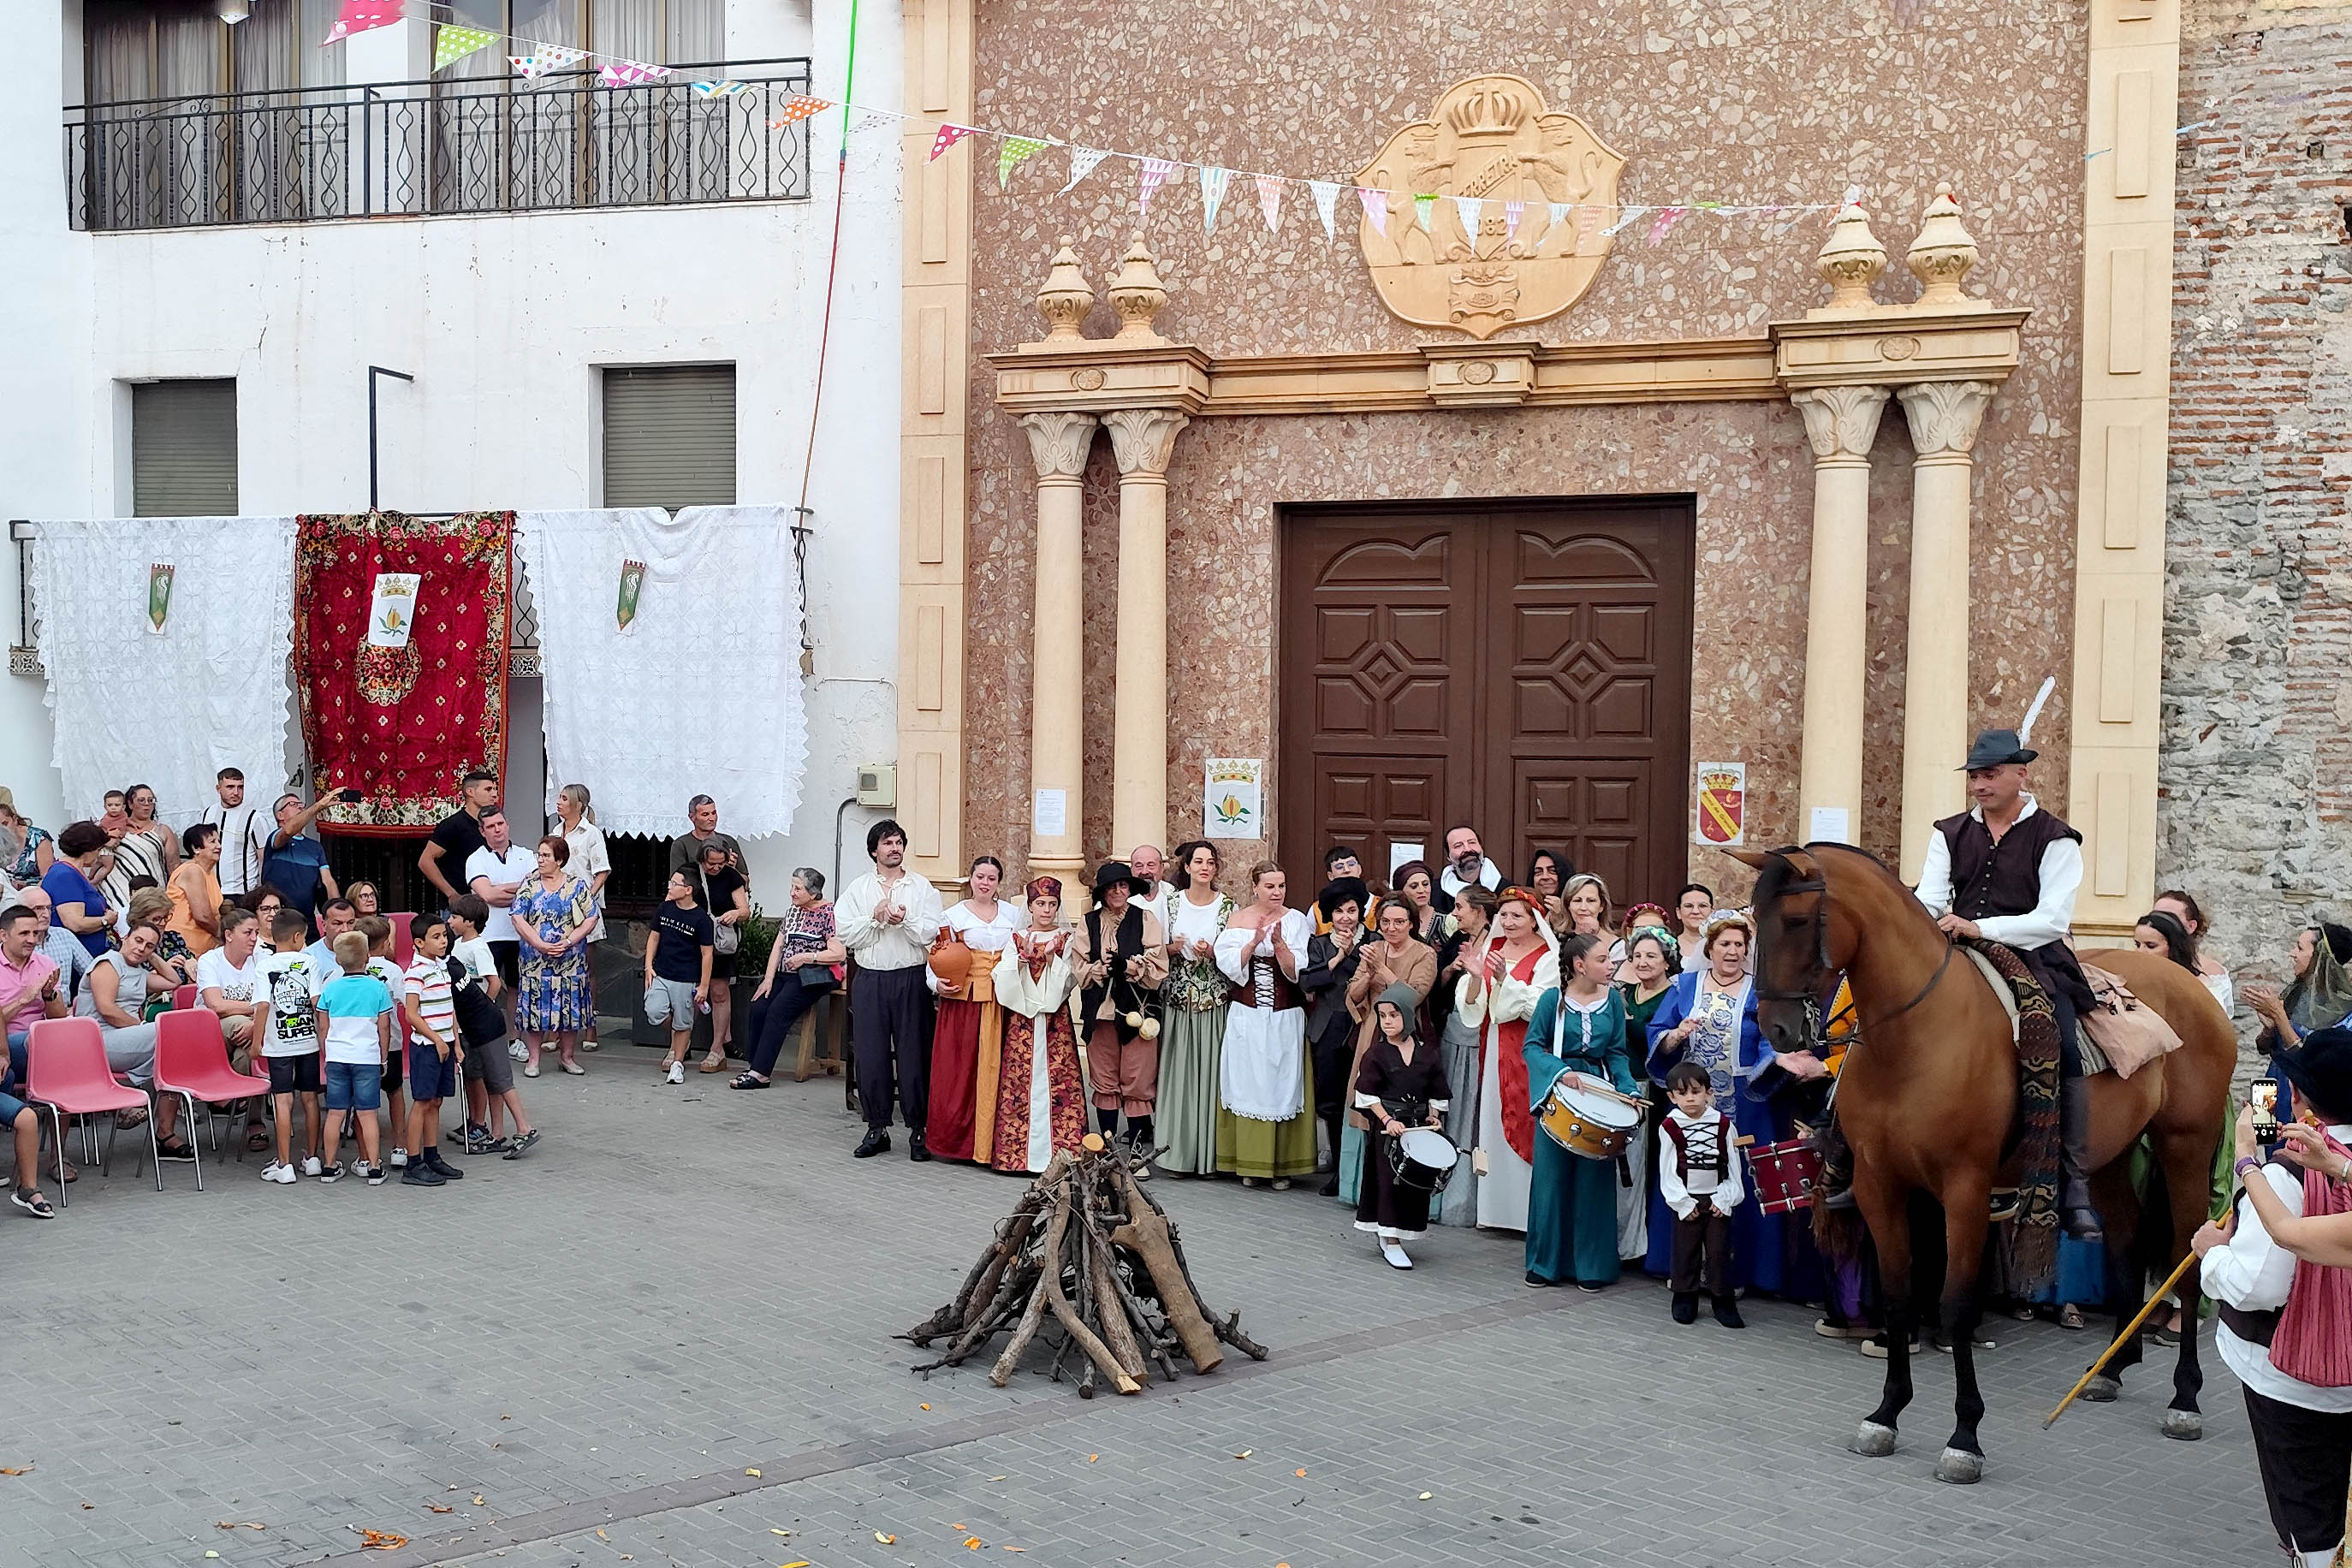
<box><xmin>1812</xmin><ymin>1195</ymin><xmax>1864</xmax><ymax>1262</ymax></box>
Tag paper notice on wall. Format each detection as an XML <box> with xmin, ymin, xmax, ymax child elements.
<box><xmin>1031</xmin><ymin>788</ymin><xmax>1066</xmax><ymax>840</ymax></box>
<box><xmin>1388</xmin><ymin>841</ymin><xmax>1426</xmax><ymax>879</ymax></box>
<box><xmin>1203</xmin><ymin>757</ymin><xmax>1262</xmax><ymax>840</ymax></box>
<box><xmin>1693</xmin><ymin>762</ymin><xmax>1746</xmax><ymax>846</ymax></box>
<box><xmin>1808</xmin><ymin>805</ymin><xmax>1851</xmax><ymax>845</ymax></box>
<box><xmin>365</xmin><ymin>573</ymin><xmax>420</xmax><ymax>649</ymax></box>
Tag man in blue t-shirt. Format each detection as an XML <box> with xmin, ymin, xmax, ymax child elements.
<box><xmin>259</xmin><ymin>792</ymin><xmax>343</xmax><ymax>924</ymax></box>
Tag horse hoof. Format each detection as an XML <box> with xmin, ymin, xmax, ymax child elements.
<box><xmin>2160</xmin><ymin>1408</ymin><xmax>2204</xmax><ymax>1441</ymax></box>
<box><xmin>1850</xmin><ymin>1422</ymin><xmax>1898</xmax><ymax>1458</ymax></box>
<box><xmin>1935</xmin><ymin>1447</ymin><xmax>1985</xmax><ymax>1485</ymax></box>
<box><xmin>2079</xmin><ymin>1375</ymin><xmax>2120</xmax><ymax>1404</ymax></box>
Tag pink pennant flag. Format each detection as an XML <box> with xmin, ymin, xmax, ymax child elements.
<box><xmin>1137</xmin><ymin>157</ymin><xmax>1178</xmax><ymax>216</ymax></box>
<box><xmin>1255</xmin><ymin>175</ymin><xmax>1284</xmax><ymax>232</ymax></box>
<box><xmin>929</xmin><ymin>123</ymin><xmax>974</xmax><ymax>161</ymax></box>
<box><xmin>1357</xmin><ymin>187</ymin><xmax>1388</xmax><ymax>236</ymax></box>
<box><xmin>321</xmin><ymin>0</ymin><xmax>401</xmax><ymax>44</ymax></box>
<box><xmin>597</xmin><ymin>61</ymin><xmax>670</xmax><ymax>86</ymax></box>
<box><xmin>1503</xmin><ymin>199</ymin><xmax>1524</xmax><ymax>241</ymax></box>
<box><xmin>1646</xmin><ymin>205</ymin><xmax>1690</xmax><ymax>244</ymax></box>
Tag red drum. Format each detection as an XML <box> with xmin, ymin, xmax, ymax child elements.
<box><xmin>1746</xmin><ymin>1137</ymin><xmax>1821</xmax><ymax>1216</ymax></box>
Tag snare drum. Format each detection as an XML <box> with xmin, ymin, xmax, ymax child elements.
<box><xmin>1391</xmin><ymin>1127</ymin><xmax>1458</xmax><ymax>1194</ymax></box>
<box><xmin>1538</xmin><ymin>1078</ymin><xmax>1643</xmax><ymax>1161</ymax></box>
<box><xmin>1746</xmin><ymin>1137</ymin><xmax>1821</xmax><ymax>1215</ymax></box>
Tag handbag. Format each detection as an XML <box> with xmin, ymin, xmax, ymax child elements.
<box><xmin>700</xmin><ymin>866</ymin><xmax>743</xmax><ymax>955</ymax></box>
<box><xmin>795</xmin><ymin>959</ymin><xmax>838</xmax><ymax>991</ymax></box>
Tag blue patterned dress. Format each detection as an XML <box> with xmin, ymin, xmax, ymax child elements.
<box><xmin>513</xmin><ymin>873</ymin><xmax>597</xmax><ymax>1033</ymax></box>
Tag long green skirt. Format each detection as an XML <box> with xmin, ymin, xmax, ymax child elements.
<box><xmin>1215</xmin><ymin>1054</ymin><xmax>1320</xmax><ymax>1179</ymax></box>
<box><xmin>1156</xmin><ymin>1003</ymin><xmax>1228</xmax><ymax>1174</ymax></box>
<box><xmin>1525</xmin><ymin>1133</ymin><xmax>1624</xmax><ymax>1286</ymax></box>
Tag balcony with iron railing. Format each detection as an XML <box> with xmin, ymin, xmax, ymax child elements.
<box><xmin>62</xmin><ymin>56</ymin><xmax>813</xmax><ymax>231</ymax></box>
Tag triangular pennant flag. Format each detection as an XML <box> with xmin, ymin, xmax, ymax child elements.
<box><xmin>597</xmin><ymin>61</ymin><xmax>669</xmax><ymax>86</ymax></box>
<box><xmin>432</xmin><ymin>24</ymin><xmax>500</xmax><ymax>71</ymax></box>
<box><xmin>1451</xmin><ymin>194</ymin><xmax>1482</xmax><ymax>236</ymax></box>
<box><xmin>1547</xmin><ymin>201</ymin><xmax>1571</xmax><ymax>234</ymax></box>
<box><xmin>997</xmin><ymin>136</ymin><xmax>1049</xmax><ymax>189</ymax></box>
<box><xmin>1503</xmin><ymin>199</ymin><xmax>1524</xmax><ymax>241</ymax></box>
<box><xmin>321</xmin><ymin>0</ymin><xmax>401</xmax><ymax>45</ymax></box>
<box><xmin>1646</xmin><ymin>205</ymin><xmax>1689</xmax><ymax>244</ymax></box>
<box><xmin>1060</xmin><ymin>146</ymin><xmax>1109</xmax><ymax>193</ymax></box>
<box><xmin>1309</xmin><ymin>180</ymin><xmax>1340</xmax><ymax>240</ymax></box>
<box><xmin>1137</xmin><ymin>157</ymin><xmax>1177</xmax><ymax>216</ymax></box>
<box><xmin>768</xmin><ymin>95</ymin><xmax>829</xmax><ymax>129</ymax></box>
<box><xmin>1601</xmin><ymin>205</ymin><xmax>1642</xmax><ymax>237</ymax></box>
<box><xmin>1357</xmin><ymin>187</ymin><xmax>1388</xmax><ymax>236</ymax></box>
<box><xmin>1198</xmin><ymin>165</ymin><xmax>1231</xmax><ymax>232</ymax></box>
<box><xmin>1255</xmin><ymin>175</ymin><xmax>1284</xmax><ymax>232</ymax></box>
<box><xmin>690</xmin><ymin>79</ymin><xmax>747</xmax><ymax>98</ymax></box>
<box><xmin>511</xmin><ymin>45</ymin><xmax>584</xmax><ymax>80</ymax></box>
<box><xmin>852</xmin><ymin>110</ymin><xmax>897</xmax><ymax>133</ymax></box>
<box><xmin>1413</xmin><ymin>193</ymin><xmax>1435</xmax><ymax>231</ymax></box>
<box><xmin>929</xmin><ymin>123</ymin><xmax>974</xmax><ymax>161</ymax></box>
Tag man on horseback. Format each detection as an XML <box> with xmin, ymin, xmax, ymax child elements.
<box><xmin>1913</xmin><ymin>725</ymin><xmax>2104</xmax><ymax>1241</ymax></box>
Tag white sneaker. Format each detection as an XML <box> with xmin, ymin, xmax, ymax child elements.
<box><xmin>508</xmin><ymin>1040</ymin><xmax>528</xmax><ymax>1061</ymax></box>
<box><xmin>389</xmin><ymin>1147</ymin><xmax>408</xmax><ymax>1168</ymax></box>
<box><xmin>300</xmin><ymin>1156</ymin><xmax>323</xmax><ymax>1178</ymax></box>
<box><xmin>260</xmin><ymin>1161</ymin><xmax>296</xmax><ymax>1185</ymax></box>
<box><xmin>666</xmin><ymin>1060</ymin><xmax>686</xmax><ymax>1085</ymax></box>
<box><xmin>1381</xmin><ymin>1241</ymin><xmax>1414</xmax><ymax>1270</ymax></box>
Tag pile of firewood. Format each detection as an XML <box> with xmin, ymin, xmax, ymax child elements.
<box><xmin>905</xmin><ymin>1135</ymin><xmax>1268</xmax><ymax>1397</ymax></box>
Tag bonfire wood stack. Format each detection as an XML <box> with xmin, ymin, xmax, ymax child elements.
<box><xmin>905</xmin><ymin>1136</ymin><xmax>1269</xmax><ymax>1397</ymax></box>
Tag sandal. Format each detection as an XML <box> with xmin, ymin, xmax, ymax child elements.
<box><xmin>246</xmin><ymin>1126</ymin><xmax>270</xmax><ymax>1153</ymax></box>
<box><xmin>2058</xmin><ymin>1304</ymin><xmax>2086</xmax><ymax>1330</ymax></box>
<box><xmin>11</xmin><ymin>1189</ymin><xmax>54</xmax><ymax>1219</ymax></box>
<box><xmin>116</xmin><ymin>1106</ymin><xmax>150</xmax><ymax>1130</ymax></box>
<box><xmin>697</xmin><ymin>1055</ymin><xmax>727</xmax><ymax>1073</ymax></box>
<box><xmin>729</xmin><ymin>1072</ymin><xmax>771</xmax><ymax>1090</ymax></box>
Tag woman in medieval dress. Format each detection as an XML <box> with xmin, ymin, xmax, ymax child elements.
<box><xmin>924</xmin><ymin>855</ymin><xmax>1024</xmax><ymax>1163</ymax></box>
<box><xmin>1214</xmin><ymin>861</ymin><xmax>1318</xmax><ymax>1188</ymax></box>
<box><xmin>1453</xmin><ymin>886</ymin><xmax>1560</xmax><ymax>1233</ymax></box>
<box><xmin>989</xmin><ymin>877</ymin><xmax>1089</xmax><ymax>1175</ymax></box>
<box><xmin>1155</xmin><ymin>840</ymin><xmax>1233</xmax><ymax>1176</ymax></box>
<box><xmin>1432</xmin><ymin>885</ymin><xmax>1496</xmax><ymax>1226</ymax></box>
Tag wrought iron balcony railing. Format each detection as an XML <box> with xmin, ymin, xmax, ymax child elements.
<box><xmin>63</xmin><ymin>56</ymin><xmax>812</xmax><ymax>232</ymax></box>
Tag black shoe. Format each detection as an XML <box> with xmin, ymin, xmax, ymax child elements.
<box><xmin>156</xmin><ymin>1140</ymin><xmax>198</xmax><ymax>1162</ymax></box>
<box><xmin>1316</xmin><ymin>1176</ymin><xmax>1339</xmax><ymax>1197</ymax></box>
<box><xmin>1672</xmin><ymin>1292</ymin><xmax>1699</xmax><ymax>1324</ymax></box>
<box><xmin>1712</xmin><ymin>1294</ymin><xmax>1747</xmax><ymax>1329</ymax></box>
<box><xmin>401</xmin><ymin>1163</ymin><xmax>445</xmax><ymax>1187</ymax></box>
<box><xmin>425</xmin><ymin>1149</ymin><xmax>465</xmax><ymax>1180</ymax></box>
<box><xmin>1523</xmin><ymin>1271</ymin><xmax>1553</xmax><ymax>1288</ymax></box>
<box><xmin>316</xmin><ymin>1161</ymin><xmax>346</xmax><ymax>1184</ymax></box>
<box><xmin>854</xmin><ymin>1129</ymin><xmax>891</xmax><ymax>1159</ymax></box>
<box><xmin>909</xmin><ymin>1131</ymin><xmax>932</xmax><ymax>1163</ymax></box>
<box><xmin>2058</xmin><ymin>1074</ymin><xmax>2104</xmax><ymax>1240</ymax></box>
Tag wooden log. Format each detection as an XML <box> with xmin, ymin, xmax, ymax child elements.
<box><xmin>963</xmin><ymin>1207</ymin><xmax>1042</xmax><ymax>1332</ymax></box>
<box><xmin>988</xmin><ymin>1190</ymin><xmax>1070</xmax><ymax>1387</ymax></box>
<box><xmin>1106</xmin><ymin>1164</ymin><xmax>1223</xmax><ymax>1375</ymax></box>
<box><xmin>919</xmin><ymin>1265</ymin><xmax>1039</xmax><ymax>1369</ymax></box>
<box><xmin>1087</xmin><ymin>1223</ymin><xmax>1150</xmax><ymax>1381</ymax></box>
<box><xmin>1042</xmin><ymin>1197</ymin><xmax>1142</xmax><ymax>1395</ymax></box>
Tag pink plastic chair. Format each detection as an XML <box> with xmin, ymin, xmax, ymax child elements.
<box><xmin>389</xmin><ymin>912</ymin><xmax>416</xmax><ymax>972</ymax></box>
<box><xmin>24</xmin><ymin>1016</ymin><xmax>157</xmax><ymax>1206</ymax></box>
<box><xmin>171</xmin><ymin>984</ymin><xmax>198</xmax><ymax>1013</ymax></box>
<box><xmin>153</xmin><ymin>1009</ymin><xmax>271</xmax><ymax>1190</ymax></box>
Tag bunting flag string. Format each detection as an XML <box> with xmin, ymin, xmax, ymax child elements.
<box><xmin>1060</xmin><ymin>146</ymin><xmax>1110</xmax><ymax>193</ymax></box>
<box><xmin>998</xmin><ymin>136</ymin><xmax>1050</xmax><ymax>189</ymax></box>
<box><xmin>1547</xmin><ymin>201</ymin><xmax>1571</xmax><ymax>235</ymax></box>
<box><xmin>690</xmin><ymin>78</ymin><xmax>748</xmax><ymax>98</ymax></box>
<box><xmin>1309</xmin><ymin>179</ymin><xmax>1339</xmax><ymax>240</ymax></box>
<box><xmin>930</xmin><ymin>123</ymin><xmax>975</xmax><ymax>161</ymax></box>
<box><xmin>1137</xmin><ymin>157</ymin><xmax>1177</xmax><ymax>215</ymax></box>
<box><xmin>509</xmin><ymin>46</ymin><xmax>585</xmax><ymax>79</ymax></box>
<box><xmin>1197</xmin><ymin>165</ymin><xmax>1231</xmax><ymax>232</ymax></box>
<box><xmin>1255</xmin><ymin>174</ymin><xmax>1284</xmax><ymax>232</ymax></box>
<box><xmin>1503</xmin><ymin>199</ymin><xmax>1523</xmax><ymax>241</ymax></box>
<box><xmin>1412</xmin><ymin>193</ymin><xmax>1435</xmax><ymax>231</ymax></box>
<box><xmin>1357</xmin><ymin>187</ymin><xmax>1388</xmax><ymax>236</ymax></box>
<box><xmin>1450</xmin><ymin>194</ymin><xmax>1482</xmax><ymax>235</ymax></box>
<box><xmin>597</xmin><ymin>60</ymin><xmax>668</xmax><ymax>86</ymax></box>
<box><xmin>769</xmin><ymin>94</ymin><xmax>830</xmax><ymax>130</ymax></box>
<box><xmin>431</xmin><ymin>23</ymin><xmax>499</xmax><ymax>70</ymax></box>
<box><xmin>321</xmin><ymin>0</ymin><xmax>401</xmax><ymax>44</ymax></box>
<box><xmin>1647</xmin><ymin>205</ymin><xmax>1690</xmax><ymax>244</ymax></box>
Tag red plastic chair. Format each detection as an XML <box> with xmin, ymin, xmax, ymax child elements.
<box><xmin>171</xmin><ymin>984</ymin><xmax>198</xmax><ymax>1013</ymax></box>
<box><xmin>389</xmin><ymin>912</ymin><xmax>416</xmax><ymax>972</ymax></box>
<box><xmin>153</xmin><ymin>1009</ymin><xmax>271</xmax><ymax>1190</ymax></box>
<box><xmin>24</xmin><ymin>1016</ymin><xmax>157</xmax><ymax>1207</ymax></box>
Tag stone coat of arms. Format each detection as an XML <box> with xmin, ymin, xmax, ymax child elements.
<box><xmin>1354</xmin><ymin>74</ymin><xmax>1627</xmax><ymax>341</ymax></box>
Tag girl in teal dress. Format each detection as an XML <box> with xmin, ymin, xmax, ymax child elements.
<box><xmin>1524</xmin><ymin>931</ymin><xmax>1638</xmax><ymax>1290</ymax></box>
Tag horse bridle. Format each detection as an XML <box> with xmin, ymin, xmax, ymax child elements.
<box><xmin>1753</xmin><ymin>846</ymin><xmax>1954</xmax><ymax>1055</ymax></box>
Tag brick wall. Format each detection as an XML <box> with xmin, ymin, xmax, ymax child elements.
<box><xmin>2162</xmin><ymin>8</ymin><xmax>2352</xmax><ymax>995</ymax></box>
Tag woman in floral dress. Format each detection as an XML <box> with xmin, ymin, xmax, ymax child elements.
<box><xmin>512</xmin><ymin>835</ymin><xmax>599</xmax><ymax>1077</ymax></box>
<box><xmin>992</xmin><ymin>877</ymin><xmax>1088</xmax><ymax>1173</ymax></box>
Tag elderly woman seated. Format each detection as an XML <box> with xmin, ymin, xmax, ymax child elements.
<box><xmin>70</xmin><ymin>923</ymin><xmax>193</xmax><ymax>1161</ymax></box>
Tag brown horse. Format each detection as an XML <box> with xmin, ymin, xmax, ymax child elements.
<box><xmin>1732</xmin><ymin>842</ymin><xmax>2236</xmax><ymax>1483</ymax></box>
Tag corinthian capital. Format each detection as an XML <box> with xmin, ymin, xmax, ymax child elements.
<box><xmin>1103</xmin><ymin>408</ymin><xmax>1191</xmax><ymax>478</ymax></box>
<box><xmin>1897</xmin><ymin>380</ymin><xmax>1997</xmax><ymax>460</ymax></box>
<box><xmin>1019</xmin><ymin>412</ymin><xmax>1098</xmax><ymax>481</ymax></box>
<box><xmin>1790</xmin><ymin>385</ymin><xmax>1891</xmax><ymax>462</ymax></box>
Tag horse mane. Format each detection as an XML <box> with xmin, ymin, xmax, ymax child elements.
<box><xmin>1752</xmin><ymin>841</ymin><xmax>1944</xmax><ymax>939</ymax></box>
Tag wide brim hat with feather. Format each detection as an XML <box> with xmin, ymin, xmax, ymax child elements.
<box><xmin>1961</xmin><ymin>675</ymin><xmax>2055</xmax><ymax>771</ymax></box>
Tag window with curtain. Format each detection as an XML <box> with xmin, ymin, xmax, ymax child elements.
<box><xmin>589</xmin><ymin>0</ymin><xmax>725</xmax><ymax>205</ymax></box>
<box><xmin>431</xmin><ymin>0</ymin><xmax>586</xmax><ymax>212</ymax></box>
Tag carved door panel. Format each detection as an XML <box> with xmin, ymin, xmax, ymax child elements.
<box><xmin>1280</xmin><ymin>499</ymin><xmax>1692</xmax><ymax>905</ymax></box>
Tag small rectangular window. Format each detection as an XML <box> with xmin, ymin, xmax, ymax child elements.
<box><xmin>131</xmin><ymin>378</ymin><xmax>239</xmax><ymax>516</ymax></box>
<box><xmin>602</xmin><ymin>365</ymin><xmax>737</xmax><ymax>510</ymax></box>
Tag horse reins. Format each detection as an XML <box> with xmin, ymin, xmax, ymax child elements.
<box><xmin>1755</xmin><ymin>853</ymin><xmax>1956</xmax><ymax>1055</ymax></box>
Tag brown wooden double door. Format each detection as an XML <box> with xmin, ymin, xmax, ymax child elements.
<box><xmin>1277</xmin><ymin>497</ymin><xmax>1695</xmax><ymax>903</ymax></box>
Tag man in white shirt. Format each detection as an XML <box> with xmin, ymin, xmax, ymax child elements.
<box><xmin>2195</xmin><ymin>1031</ymin><xmax>2352</xmax><ymax>1568</ymax></box>
<box><xmin>464</xmin><ymin>808</ymin><xmax>538</xmax><ymax>1001</ymax></box>
<box><xmin>1912</xmin><ymin>724</ymin><xmax>2100</xmax><ymax>1239</ymax></box>
<box><xmin>834</xmin><ymin>817</ymin><xmax>942</xmax><ymax>1161</ymax></box>
<box><xmin>1128</xmin><ymin>844</ymin><xmax>1170</xmax><ymax>906</ymax></box>
<box><xmin>1432</xmin><ymin>824</ymin><xmax>1500</xmax><ymax>915</ymax></box>
<box><xmin>200</xmin><ymin>767</ymin><xmax>277</xmax><ymax>900</ymax></box>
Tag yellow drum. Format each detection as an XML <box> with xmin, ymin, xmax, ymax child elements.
<box><xmin>1538</xmin><ymin>1078</ymin><xmax>1644</xmax><ymax>1161</ymax></box>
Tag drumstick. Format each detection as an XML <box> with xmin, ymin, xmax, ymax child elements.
<box><xmin>2041</xmin><ymin>1249</ymin><xmax>2201</xmax><ymax>1429</ymax></box>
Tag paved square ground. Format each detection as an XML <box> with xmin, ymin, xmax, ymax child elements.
<box><xmin>3</xmin><ymin>1048</ymin><xmax>2269</xmax><ymax>1567</ymax></box>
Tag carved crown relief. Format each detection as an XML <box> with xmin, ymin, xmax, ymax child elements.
<box><xmin>1354</xmin><ymin>74</ymin><xmax>1627</xmax><ymax>341</ymax></box>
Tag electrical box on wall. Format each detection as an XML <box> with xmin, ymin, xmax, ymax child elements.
<box><xmin>857</xmin><ymin>763</ymin><xmax>897</xmax><ymax>808</ymax></box>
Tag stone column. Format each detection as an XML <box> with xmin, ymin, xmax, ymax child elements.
<box><xmin>1104</xmin><ymin>408</ymin><xmax>1191</xmax><ymax>855</ymax></box>
<box><xmin>1790</xmin><ymin>385</ymin><xmax>1890</xmax><ymax>844</ymax></box>
<box><xmin>1894</xmin><ymin>379</ymin><xmax>1997</xmax><ymax>881</ymax></box>
<box><xmin>1019</xmin><ymin>411</ymin><xmax>1098</xmax><ymax>886</ymax></box>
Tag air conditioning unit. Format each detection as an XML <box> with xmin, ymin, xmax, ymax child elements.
<box><xmin>857</xmin><ymin>763</ymin><xmax>897</xmax><ymax>808</ymax></box>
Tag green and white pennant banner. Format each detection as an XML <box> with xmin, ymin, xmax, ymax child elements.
<box><xmin>433</xmin><ymin>23</ymin><xmax>500</xmax><ymax>70</ymax></box>
<box><xmin>1413</xmin><ymin>193</ymin><xmax>1436</xmax><ymax>231</ymax></box>
<box><xmin>998</xmin><ymin>136</ymin><xmax>1049</xmax><ymax>188</ymax></box>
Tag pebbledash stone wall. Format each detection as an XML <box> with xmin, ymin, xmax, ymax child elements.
<box><xmin>2162</xmin><ymin>1</ymin><xmax>2352</xmax><ymax>992</ymax></box>
<box><xmin>960</xmin><ymin>0</ymin><xmax>2089</xmax><ymax>890</ymax></box>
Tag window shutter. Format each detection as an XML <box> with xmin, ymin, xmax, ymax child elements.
<box><xmin>603</xmin><ymin>365</ymin><xmax>737</xmax><ymax>509</ymax></box>
<box><xmin>131</xmin><ymin>379</ymin><xmax>239</xmax><ymax>516</ymax></box>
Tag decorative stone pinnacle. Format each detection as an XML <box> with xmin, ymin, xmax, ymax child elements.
<box><xmin>1034</xmin><ymin>235</ymin><xmax>1095</xmax><ymax>345</ymax></box>
<box><xmin>1906</xmin><ymin>181</ymin><xmax>1980</xmax><ymax>308</ymax></box>
<box><xmin>1106</xmin><ymin>234</ymin><xmax>1170</xmax><ymax>346</ymax></box>
<box><xmin>1814</xmin><ymin>199</ymin><xmax>1889</xmax><ymax>313</ymax></box>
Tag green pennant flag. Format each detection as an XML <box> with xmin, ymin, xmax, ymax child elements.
<box><xmin>1413</xmin><ymin>193</ymin><xmax>1436</xmax><ymax>231</ymax></box>
<box><xmin>433</xmin><ymin>24</ymin><xmax>500</xmax><ymax>71</ymax></box>
<box><xmin>997</xmin><ymin>136</ymin><xmax>1048</xmax><ymax>189</ymax></box>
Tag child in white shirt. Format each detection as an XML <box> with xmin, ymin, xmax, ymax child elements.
<box><xmin>1659</xmin><ymin>1060</ymin><xmax>1745</xmax><ymax>1328</ymax></box>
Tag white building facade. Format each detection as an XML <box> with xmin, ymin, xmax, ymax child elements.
<box><xmin>3</xmin><ymin>0</ymin><xmax>902</xmax><ymax>905</ymax></box>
